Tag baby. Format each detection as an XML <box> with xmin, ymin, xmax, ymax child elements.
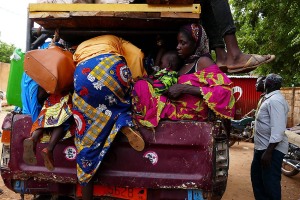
<box><xmin>148</xmin><ymin>50</ymin><xmax>181</xmax><ymax>95</ymax></box>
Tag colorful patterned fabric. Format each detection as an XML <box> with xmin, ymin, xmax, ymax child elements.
<box><xmin>132</xmin><ymin>64</ymin><xmax>235</xmax><ymax>128</ymax></box>
<box><xmin>30</xmin><ymin>93</ymin><xmax>74</xmax><ymax>141</ymax></box>
<box><xmin>73</xmin><ymin>35</ymin><xmax>146</xmax><ymax>79</ymax></box>
<box><xmin>151</xmin><ymin>68</ymin><xmax>178</xmax><ymax>95</ymax></box>
<box><xmin>72</xmin><ymin>53</ymin><xmax>134</xmax><ymax>185</ymax></box>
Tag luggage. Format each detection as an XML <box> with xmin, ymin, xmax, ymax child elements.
<box><xmin>6</xmin><ymin>48</ymin><xmax>24</xmax><ymax>108</ymax></box>
<box><xmin>24</xmin><ymin>46</ymin><xmax>75</xmax><ymax>94</ymax></box>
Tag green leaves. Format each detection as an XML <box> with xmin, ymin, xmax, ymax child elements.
<box><xmin>0</xmin><ymin>40</ymin><xmax>15</xmax><ymax>63</ymax></box>
<box><xmin>231</xmin><ymin>0</ymin><xmax>300</xmax><ymax>86</ymax></box>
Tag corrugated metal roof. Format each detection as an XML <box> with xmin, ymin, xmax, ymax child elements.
<box><xmin>228</xmin><ymin>75</ymin><xmax>258</xmax><ymax>78</ymax></box>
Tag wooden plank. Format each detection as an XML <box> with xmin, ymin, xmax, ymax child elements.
<box><xmin>161</xmin><ymin>12</ymin><xmax>199</xmax><ymax>19</ymax></box>
<box><xmin>70</xmin><ymin>11</ymin><xmax>115</xmax><ymax>17</ymax></box>
<box><xmin>29</xmin><ymin>3</ymin><xmax>201</xmax><ymax>14</ymax></box>
<box><xmin>29</xmin><ymin>11</ymin><xmax>70</xmax><ymax>18</ymax></box>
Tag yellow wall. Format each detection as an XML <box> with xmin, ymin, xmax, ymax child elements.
<box><xmin>0</xmin><ymin>62</ymin><xmax>10</xmax><ymax>93</ymax></box>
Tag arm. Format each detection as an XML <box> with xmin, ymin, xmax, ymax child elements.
<box><xmin>37</xmin><ymin>86</ymin><xmax>50</xmax><ymax>105</ymax></box>
<box><xmin>261</xmin><ymin>99</ymin><xmax>287</xmax><ymax>168</ymax></box>
<box><xmin>165</xmin><ymin>84</ymin><xmax>202</xmax><ymax>99</ymax></box>
<box><xmin>165</xmin><ymin>57</ymin><xmax>213</xmax><ymax>99</ymax></box>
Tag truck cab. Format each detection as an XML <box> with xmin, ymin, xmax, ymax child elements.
<box><xmin>1</xmin><ymin>2</ymin><xmax>230</xmax><ymax>200</ymax></box>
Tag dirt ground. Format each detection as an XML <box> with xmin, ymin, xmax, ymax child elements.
<box><xmin>0</xmin><ymin>106</ymin><xmax>299</xmax><ymax>200</ymax></box>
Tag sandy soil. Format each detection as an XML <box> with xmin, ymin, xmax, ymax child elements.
<box><xmin>0</xmin><ymin>107</ymin><xmax>299</xmax><ymax>200</ymax></box>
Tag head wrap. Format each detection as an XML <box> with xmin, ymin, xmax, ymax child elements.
<box><xmin>265</xmin><ymin>73</ymin><xmax>282</xmax><ymax>90</ymax></box>
<box><xmin>179</xmin><ymin>23</ymin><xmax>211</xmax><ymax>63</ymax></box>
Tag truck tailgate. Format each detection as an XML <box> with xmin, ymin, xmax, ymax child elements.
<box><xmin>8</xmin><ymin>114</ymin><xmax>214</xmax><ymax>190</ymax></box>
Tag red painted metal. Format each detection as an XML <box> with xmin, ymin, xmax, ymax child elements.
<box><xmin>1</xmin><ymin>113</ymin><xmax>227</xmax><ymax>199</ymax></box>
<box><xmin>230</xmin><ymin>76</ymin><xmax>262</xmax><ymax>119</ymax></box>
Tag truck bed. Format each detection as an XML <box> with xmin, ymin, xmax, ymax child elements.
<box><xmin>1</xmin><ymin>113</ymin><xmax>228</xmax><ymax>197</ymax></box>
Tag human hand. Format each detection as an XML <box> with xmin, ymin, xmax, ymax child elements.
<box><xmin>261</xmin><ymin>150</ymin><xmax>272</xmax><ymax>169</ymax></box>
<box><xmin>164</xmin><ymin>84</ymin><xmax>184</xmax><ymax>99</ymax></box>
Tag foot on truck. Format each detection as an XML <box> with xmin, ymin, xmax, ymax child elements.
<box><xmin>121</xmin><ymin>127</ymin><xmax>145</xmax><ymax>151</ymax></box>
<box><xmin>41</xmin><ymin>148</ymin><xmax>55</xmax><ymax>171</ymax></box>
<box><xmin>23</xmin><ymin>137</ymin><xmax>37</xmax><ymax>165</ymax></box>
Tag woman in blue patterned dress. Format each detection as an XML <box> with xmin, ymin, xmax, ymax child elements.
<box><xmin>72</xmin><ymin>35</ymin><xmax>145</xmax><ymax>200</ymax></box>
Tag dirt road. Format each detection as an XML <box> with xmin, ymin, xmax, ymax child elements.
<box><xmin>223</xmin><ymin>142</ymin><xmax>300</xmax><ymax>200</ymax></box>
<box><xmin>0</xmin><ymin>107</ymin><xmax>299</xmax><ymax>200</ymax></box>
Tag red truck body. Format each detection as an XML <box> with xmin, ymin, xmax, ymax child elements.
<box><xmin>1</xmin><ymin>2</ymin><xmax>230</xmax><ymax>199</ymax></box>
<box><xmin>1</xmin><ymin>113</ymin><xmax>229</xmax><ymax>199</ymax></box>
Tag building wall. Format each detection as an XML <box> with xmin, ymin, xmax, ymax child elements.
<box><xmin>0</xmin><ymin>62</ymin><xmax>10</xmax><ymax>93</ymax></box>
<box><xmin>281</xmin><ymin>87</ymin><xmax>300</xmax><ymax>128</ymax></box>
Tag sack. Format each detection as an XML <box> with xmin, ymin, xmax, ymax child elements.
<box><xmin>24</xmin><ymin>46</ymin><xmax>75</xmax><ymax>94</ymax></box>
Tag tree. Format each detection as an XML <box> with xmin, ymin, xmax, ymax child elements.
<box><xmin>231</xmin><ymin>0</ymin><xmax>300</xmax><ymax>86</ymax></box>
<box><xmin>0</xmin><ymin>40</ymin><xmax>16</xmax><ymax>63</ymax></box>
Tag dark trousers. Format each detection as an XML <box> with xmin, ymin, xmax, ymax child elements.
<box><xmin>200</xmin><ymin>0</ymin><xmax>236</xmax><ymax>49</ymax></box>
<box><xmin>251</xmin><ymin>149</ymin><xmax>284</xmax><ymax>200</ymax></box>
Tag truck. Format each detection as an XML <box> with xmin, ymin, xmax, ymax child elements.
<box><xmin>0</xmin><ymin>1</ymin><xmax>230</xmax><ymax>200</ymax></box>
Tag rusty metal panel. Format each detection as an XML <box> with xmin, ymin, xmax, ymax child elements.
<box><xmin>4</xmin><ymin>114</ymin><xmax>217</xmax><ymax>194</ymax></box>
<box><xmin>230</xmin><ymin>77</ymin><xmax>261</xmax><ymax>119</ymax></box>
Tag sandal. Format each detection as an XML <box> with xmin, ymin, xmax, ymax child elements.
<box><xmin>41</xmin><ymin>148</ymin><xmax>55</xmax><ymax>171</ymax></box>
<box><xmin>23</xmin><ymin>138</ymin><xmax>37</xmax><ymax>165</ymax></box>
<box><xmin>121</xmin><ymin>127</ymin><xmax>145</xmax><ymax>151</ymax></box>
<box><xmin>227</xmin><ymin>54</ymin><xmax>275</xmax><ymax>73</ymax></box>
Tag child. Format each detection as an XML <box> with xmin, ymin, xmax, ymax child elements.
<box><xmin>147</xmin><ymin>50</ymin><xmax>181</xmax><ymax>95</ymax></box>
<box><xmin>23</xmin><ymin>86</ymin><xmax>74</xmax><ymax>171</ymax></box>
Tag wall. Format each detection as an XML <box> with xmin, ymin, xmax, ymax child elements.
<box><xmin>230</xmin><ymin>76</ymin><xmax>299</xmax><ymax>127</ymax></box>
<box><xmin>281</xmin><ymin>87</ymin><xmax>300</xmax><ymax>128</ymax></box>
<box><xmin>230</xmin><ymin>76</ymin><xmax>261</xmax><ymax>119</ymax></box>
<box><xmin>0</xmin><ymin>62</ymin><xmax>10</xmax><ymax>92</ymax></box>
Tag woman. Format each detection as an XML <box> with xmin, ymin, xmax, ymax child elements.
<box><xmin>72</xmin><ymin>35</ymin><xmax>145</xmax><ymax>200</ymax></box>
<box><xmin>132</xmin><ymin>24</ymin><xmax>235</xmax><ymax>128</ymax></box>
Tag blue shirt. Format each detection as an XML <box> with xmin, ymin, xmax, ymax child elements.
<box><xmin>254</xmin><ymin>90</ymin><xmax>289</xmax><ymax>154</ymax></box>
<box><xmin>21</xmin><ymin>73</ymin><xmax>41</xmax><ymax>121</ymax></box>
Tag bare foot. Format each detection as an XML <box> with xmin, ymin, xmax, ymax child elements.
<box><xmin>41</xmin><ymin>148</ymin><xmax>55</xmax><ymax>171</ymax></box>
<box><xmin>23</xmin><ymin>138</ymin><xmax>37</xmax><ymax>165</ymax></box>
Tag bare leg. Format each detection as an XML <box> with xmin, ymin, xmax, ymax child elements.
<box><xmin>215</xmin><ymin>47</ymin><xmax>228</xmax><ymax>73</ymax></box>
<box><xmin>41</xmin><ymin>126</ymin><xmax>65</xmax><ymax>171</ymax></box>
<box><xmin>224</xmin><ymin>34</ymin><xmax>274</xmax><ymax>71</ymax></box>
<box><xmin>31</xmin><ymin>129</ymin><xmax>44</xmax><ymax>143</ymax></box>
<box><xmin>215</xmin><ymin>47</ymin><xmax>227</xmax><ymax>66</ymax></box>
<box><xmin>47</xmin><ymin>126</ymin><xmax>65</xmax><ymax>152</ymax></box>
<box><xmin>82</xmin><ymin>180</ymin><xmax>94</xmax><ymax>200</ymax></box>
<box><xmin>224</xmin><ymin>34</ymin><xmax>251</xmax><ymax>67</ymax></box>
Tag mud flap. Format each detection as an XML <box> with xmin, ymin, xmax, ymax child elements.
<box><xmin>188</xmin><ymin>189</ymin><xmax>204</xmax><ymax>200</ymax></box>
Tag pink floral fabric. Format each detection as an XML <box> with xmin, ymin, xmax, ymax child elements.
<box><xmin>132</xmin><ymin>64</ymin><xmax>235</xmax><ymax>128</ymax></box>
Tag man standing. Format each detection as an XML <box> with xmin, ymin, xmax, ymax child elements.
<box><xmin>251</xmin><ymin>73</ymin><xmax>289</xmax><ymax>200</ymax></box>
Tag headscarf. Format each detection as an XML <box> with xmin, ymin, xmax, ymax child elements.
<box><xmin>179</xmin><ymin>23</ymin><xmax>211</xmax><ymax>64</ymax></box>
